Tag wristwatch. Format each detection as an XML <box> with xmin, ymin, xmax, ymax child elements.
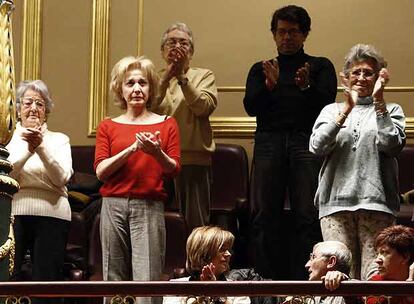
<box><xmin>177</xmin><ymin>77</ymin><xmax>189</xmax><ymax>86</ymax></box>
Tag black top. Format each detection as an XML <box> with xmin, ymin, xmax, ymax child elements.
<box><xmin>243</xmin><ymin>48</ymin><xmax>337</xmax><ymax>133</ymax></box>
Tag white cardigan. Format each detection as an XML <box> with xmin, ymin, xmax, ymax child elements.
<box><xmin>7</xmin><ymin>123</ymin><xmax>73</xmax><ymax>221</ymax></box>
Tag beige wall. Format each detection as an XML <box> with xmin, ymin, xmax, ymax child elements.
<box><xmin>11</xmin><ymin>0</ymin><xmax>414</xmax><ymax>161</ymax></box>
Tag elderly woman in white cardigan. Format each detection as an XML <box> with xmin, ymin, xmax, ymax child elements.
<box><xmin>7</xmin><ymin>80</ymin><xmax>73</xmax><ymax>304</ymax></box>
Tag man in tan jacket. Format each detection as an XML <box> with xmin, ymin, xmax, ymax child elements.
<box><xmin>153</xmin><ymin>22</ymin><xmax>218</xmax><ymax>231</ymax></box>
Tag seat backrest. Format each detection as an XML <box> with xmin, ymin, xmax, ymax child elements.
<box><xmin>397</xmin><ymin>145</ymin><xmax>414</xmax><ymax>194</ymax></box>
<box><xmin>71</xmin><ymin>146</ymin><xmax>96</xmax><ymax>175</ymax></box>
<box><xmin>164</xmin><ymin>211</ymin><xmax>188</xmax><ymax>278</ymax></box>
<box><xmin>211</xmin><ymin>144</ymin><xmax>249</xmax><ymax>211</ymax></box>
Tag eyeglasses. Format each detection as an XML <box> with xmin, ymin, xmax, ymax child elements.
<box><xmin>218</xmin><ymin>246</ymin><xmax>233</xmax><ymax>254</ymax></box>
<box><xmin>21</xmin><ymin>97</ymin><xmax>46</xmax><ymax>109</ymax></box>
<box><xmin>275</xmin><ymin>28</ymin><xmax>302</xmax><ymax>37</ymax></box>
<box><xmin>349</xmin><ymin>68</ymin><xmax>376</xmax><ymax>79</ymax></box>
<box><xmin>309</xmin><ymin>253</ymin><xmax>327</xmax><ymax>261</ymax></box>
<box><xmin>164</xmin><ymin>38</ymin><xmax>191</xmax><ymax>49</ymax></box>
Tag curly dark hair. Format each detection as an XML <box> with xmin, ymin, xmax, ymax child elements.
<box><xmin>270</xmin><ymin>5</ymin><xmax>311</xmax><ymax>35</ymax></box>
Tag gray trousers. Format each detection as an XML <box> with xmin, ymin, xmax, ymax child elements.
<box><xmin>175</xmin><ymin>165</ymin><xmax>211</xmax><ymax>232</ymax></box>
<box><xmin>100</xmin><ymin>197</ymin><xmax>165</xmax><ymax>304</ymax></box>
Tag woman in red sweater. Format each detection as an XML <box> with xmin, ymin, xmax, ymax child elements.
<box><xmin>94</xmin><ymin>56</ymin><xmax>180</xmax><ymax>304</ymax></box>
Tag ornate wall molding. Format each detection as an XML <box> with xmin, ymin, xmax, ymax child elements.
<box><xmin>211</xmin><ymin>116</ymin><xmax>414</xmax><ymax>139</ymax></box>
<box><xmin>217</xmin><ymin>86</ymin><xmax>414</xmax><ymax>93</ymax></box>
<box><xmin>87</xmin><ymin>0</ymin><xmax>110</xmax><ymax>136</ymax></box>
<box><xmin>137</xmin><ymin>0</ymin><xmax>143</xmax><ymax>56</ymax></box>
<box><xmin>20</xmin><ymin>0</ymin><xmax>42</xmax><ymax>80</ymax></box>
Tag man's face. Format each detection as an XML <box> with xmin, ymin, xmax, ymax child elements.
<box><xmin>161</xmin><ymin>29</ymin><xmax>193</xmax><ymax>64</ymax></box>
<box><xmin>305</xmin><ymin>247</ymin><xmax>329</xmax><ymax>280</ymax></box>
<box><xmin>273</xmin><ymin>20</ymin><xmax>307</xmax><ymax>55</ymax></box>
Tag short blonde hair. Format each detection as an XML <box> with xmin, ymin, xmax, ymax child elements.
<box><xmin>110</xmin><ymin>55</ymin><xmax>159</xmax><ymax>109</ymax></box>
<box><xmin>186</xmin><ymin>226</ymin><xmax>234</xmax><ymax>275</ymax></box>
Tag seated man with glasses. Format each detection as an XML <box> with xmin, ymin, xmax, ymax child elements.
<box><xmin>152</xmin><ymin>22</ymin><xmax>218</xmax><ymax>231</ymax></box>
<box><xmin>283</xmin><ymin>241</ymin><xmax>355</xmax><ymax>304</ymax></box>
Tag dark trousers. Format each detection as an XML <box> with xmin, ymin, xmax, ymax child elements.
<box><xmin>251</xmin><ymin>131</ymin><xmax>323</xmax><ymax>280</ymax></box>
<box><xmin>12</xmin><ymin>215</ymin><xmax>70</xmax><ymax>304</ymax></box>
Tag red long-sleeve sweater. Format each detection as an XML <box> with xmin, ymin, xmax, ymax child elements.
<box><xmin>94</xmin><ymin>117</ymin><xmax>180</xmax><ymax>201</ymax></box>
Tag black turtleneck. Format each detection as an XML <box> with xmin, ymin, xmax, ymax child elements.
<box><xmin>243</xmin><ymin>48</ymin><xmax>337</xmax><ymax>133</ymax></box>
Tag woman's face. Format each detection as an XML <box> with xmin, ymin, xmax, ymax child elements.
<box><xmin>122</xmin><ymin>68</ymin><xmax>150</xmax><ymax>110</ymax></box>
<box><xmin>19</xmin><ymin>89</ymin><xmax>46</xmax><ymax>128</ymax></box>
<box><xmin>211</xmin><ymin>245</ymin><xmax>232</xmax><ymax>276</ymax></box>
<box><xmin>347</xmin><ymin>59</ymin><xmax>378</xmax><ymax>97</ymax></box>
<box><xmin>375</xmin><ymin>244</ymin><xmax>409</xmax><ymax>280</ymax></box>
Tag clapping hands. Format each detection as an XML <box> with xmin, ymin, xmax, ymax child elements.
<box><xmin>262</xmin><ymin>59</ymin><xmax>279</xmax><ymax>91</ymax></box>
<box><xmin>21</xmin><ymin>126</ymin><xmax>43</xmax><ymax>153</ymax></box>
<box><xmin>295</xmin><ymin>62</ymin><xmax>310</xmax><ymax>89</ymax></box>
<box><xmin>372</xmin><ymin>68</ymin><xmax>389</xmax><ymax>100</ymax></box>
<box><xmin>164</xmin><ymin>46</ymin><xmax>189</xmax><ymax>82</ymax></box>
<box><xmin>130</xmin><ymin>131</ymin><xmax>162</xmax><ymax>156</ymax></box>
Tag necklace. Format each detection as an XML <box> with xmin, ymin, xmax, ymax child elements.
<box><xmin>350</xmin><ymin>104</ymin><xmax>372</xmax><ymax>151</ymax></box>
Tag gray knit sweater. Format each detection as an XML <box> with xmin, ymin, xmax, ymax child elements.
<box><xmin>309</xmin><ymin>98</ymin><xmax>405</xmax><ymax>218</ymax></box>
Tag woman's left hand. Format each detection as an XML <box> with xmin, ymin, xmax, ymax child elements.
<box><xmin>200</xmin><ymin>263</ymin><xmax>216</xmax><ymax>281</ymax></box>
<box><xmin>372</xmin><ymin>68</ymin><xmax>389</xmax><ymax>100</ymax></box>
<box><xmin>135</xmin><ymin>131</ymin><xmax>162</xmax><ymax>155</ymax></box>
<box><xmin>407</xmin><ymin>261</ymin><xmax>414</xmax><ymax>281</ymax></box>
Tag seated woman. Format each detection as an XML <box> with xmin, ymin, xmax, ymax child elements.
<box><xmin>163</xmin><ymin>226</ymin><xmax>250</xmax><ymax>304</ymax></box>
<box><xmin>367</xmin><ymin>225</ymin><xmax>414</xmax><ymax>304</ymax></box>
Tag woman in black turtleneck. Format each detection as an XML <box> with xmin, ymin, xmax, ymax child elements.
<box><xmin>162</xmin><ymin>226</ymin><xmax>250</xmax><ymax>304</ymax></box>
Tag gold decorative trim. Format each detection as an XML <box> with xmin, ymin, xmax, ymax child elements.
<box><xmin>110</xmin><ymin>295</ymin><xmax>136</xmax><ymax>304</ymax></box>
<box><xmin>210</xmin><ymin>116</ymin><xmax>255</xmax><ymax>138</ymax></box>
<box><xmin>211</xmin><ymin>116</ymin><xmax>414</xmax><ymax>139</ymax></box>
<box><xmin>0</xmin><ymin>0</ymin><xmax>16</xmax><ymax>145</ymax></box>
<box><xmin>0</xmin><ymin>217</ymin><xmax>15</xmax><ymax>276</ymax></box>
<box><xmin>5</xmin><ymin>296</ymin><xmax>31</xmax><ymax>304</ymax></box>
<box><xmin>21</xmin><ymin>0</ymin><xmax>42</xmax><ymax>80</ymax></box>
<box><xmin>88</xmin><ymin>0</ymin><xmax>110</xmax><ymax>137</ymax></box>
<box><xmin>217</xmin><ymin>86</ymin><xmax>414</xmax><ymax>93</ymax></box>
<box><xmin>137</xmin><ymin>0</ymin><xmax>144</xmax><ymax>56</ymax></box>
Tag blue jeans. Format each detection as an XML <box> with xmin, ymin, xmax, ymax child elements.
<box><xmin>251</xmin><ymin>130</ymin><xmax>323</xmax><ymax>279</ymax></box>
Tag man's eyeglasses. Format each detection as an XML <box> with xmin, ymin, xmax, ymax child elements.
<box><xmin>275</xmin><ymin>28</ymin><xmax>302</xmax><ymax>37</ymax></box>
<box><xmin>21</xmin><ymin>97</ymin><xmax>46</xmax><ymax>109</ymax></box>
<box><xmin>309</xmin><ymin>252</ymin><xmax>327</xmax><ymax>261</ymax></box>
<box><xmin>164</xmin><ymin>38</ymin><xmax>191</xmax><ymax>49</ymax></box>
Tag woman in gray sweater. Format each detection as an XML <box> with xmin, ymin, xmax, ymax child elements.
<box><xmin>309</xmin><ymin>44</ymin><xmax>406</xmax><ymax>280</ymax></box>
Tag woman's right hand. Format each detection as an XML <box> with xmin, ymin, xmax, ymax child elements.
<box><xmin>200</xmin><ymin>263</ymin><xmax>216</xmax><ymax>281</ymax></box>
<box><xmin>340</xmin><ymin>72</ymin><xmax>357</xmax><ymax>115</ymax></box>
<box><xmin>21</xmin><ymin>127</ymin><xmax>43</xmax><ymax>153</ymax></box>
<box><xmin>135</xmin><ymin>131</ymin><xmax>162</xmax><ymax>156</ymax></box>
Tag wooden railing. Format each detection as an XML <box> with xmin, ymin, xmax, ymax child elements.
<box><xmin>0</xmin><ymin>281</ymin><xmax>413</xmax><ymax>298</ymax></box>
